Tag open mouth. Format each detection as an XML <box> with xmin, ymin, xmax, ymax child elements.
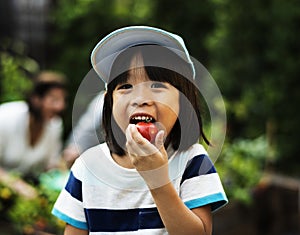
<box><xmin>129</xmin><ymin>114</ymin><xmax>156</xmax><ymax>124</ymax></box>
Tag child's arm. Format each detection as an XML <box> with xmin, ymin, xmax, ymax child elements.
<box><xmin>126</xmin><ymin>125</ymin><xmax>212</xmax><ymax>235</ymax></box>
<box><xmin>150</xmin><ymin>182</ymin><xmax>212</xmax><ymax>235</ymax></box>
<box><xmin>64</xmin><ymin>224</ymin><xmax>88</xmax><ymax>235</ymax></box>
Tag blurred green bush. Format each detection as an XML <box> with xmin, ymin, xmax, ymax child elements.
<box><xmin>0</xmin><ymin>51</ymin><xmax>38</xmax><ymax>103</ymax></box>
<box><xmin>216</xmin><ymin>136</ymin><xmax>269</xmax><ymax>204</ymax></box>
<box><xmin>1</xmin><ymin>170</ymin><xmax>68</xmax><ymax>235</ymax></box>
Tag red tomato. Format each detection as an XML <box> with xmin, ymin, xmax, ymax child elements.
<box><xmin>136</xmin><ymin>122</ymin><xmax>158</xmax><ymax>143</ymax></box>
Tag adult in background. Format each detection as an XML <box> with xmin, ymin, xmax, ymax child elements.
<box><xmin>0</xmin><ymin>71</ymin><xmax>67</xmax><ymax>198</ymax></box>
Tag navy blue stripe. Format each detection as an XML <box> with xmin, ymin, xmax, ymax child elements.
<box><xmin>84</xmin><ymin>207</ymin><xmax>164</xmax><ymax>232</ymax></box>
<box><xmin>65</xmin><ymin>171</ymin><xmax>82</xmax><ymax>201</ymax></box>
<box><xmin>180</xmin><ymin>154</ymin><xmax>216</xmax><ymax>185</ymax></box>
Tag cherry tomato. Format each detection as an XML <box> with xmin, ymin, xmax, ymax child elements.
<box><xmin>136</xmin><ymin>122</ymin><xmax>158</xmax><ymax>143</ymax></box>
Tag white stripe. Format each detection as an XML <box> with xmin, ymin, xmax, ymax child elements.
<box><xmin>83</xmin><ymin>181</ymin><xmax>156</xmax><ymax>209</ymax></box>
<box><xmin>53</xmin><ymin>189</ymin><xmax>86</xmax><ymax>222</ymax></box>
<box><xmin>180</xmin><ymin>173</ymin><xmax>225</xmax><ymax>202</ymax></box>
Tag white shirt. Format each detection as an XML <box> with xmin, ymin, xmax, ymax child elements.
<box><xmin>0</xmin><ymin>101</ymin><xmax>63</xmax><ymax>177</ymax></box>
<box><xmin>52</xmin><ymin>143</ymin><xmax>228</xmax><ymax>233</ymax></box>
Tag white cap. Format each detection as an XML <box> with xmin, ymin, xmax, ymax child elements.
<box><xmin>91</xmin><ymin>26</ymin><xmax>195</xmax><ymax>83</ymax></box>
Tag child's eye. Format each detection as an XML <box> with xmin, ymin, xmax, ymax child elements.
<box><xmin>117</xmin><ymin>84</ymin><xmax>132</xmax><ymax>90</ymax></box>
<box><xmin>151</xmin><ymin>82</ymin><xmax>167</xmax><ymax>89</ymax></box>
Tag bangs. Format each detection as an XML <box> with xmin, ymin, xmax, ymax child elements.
<box><xmin>145</xmin><ymin>67</ymin><xmax>181</xmax><ymax>85</ymax></box>
<box><xmin>107</xmin><ymin>44</ymin><xmax>194</xmax><ymax>89</ymax></box>
<box><xmin>107</xmin><ymin>66</ymin><xmax>185</xmax><ymax>92</ymax></box>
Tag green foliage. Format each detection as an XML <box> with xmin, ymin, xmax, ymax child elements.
<box><xmin>8</xmin><ymin>193</ymin><xmax>63</xmax><ymax>234</ymax></box>
<box><xmin>216</xmin><ymin>136</ymin><xmax>268</xmax><ymax>204</ymax></box>
<box><xmin>7</xmin><ymin>170</ymin><xmax>68</xmax><ymax>234</ymax></box>
<box><xmin>150</xmin><ymin>0</ymin><xmax>215</xmax><ymax>63</ymax></box>
<box><xmin>0</xmin><ymin>52</ymin><xmax>37</xmax><ymax>103</ymax></box>
<box><xmin>208</xmin><ymin>0</ymin><xmax>300</xmax><ymax>174</ymax></box>
<box><xmin>0</xmin><ymin>182</ymin><xmax>17</xmax><ymax>215</ymax></box>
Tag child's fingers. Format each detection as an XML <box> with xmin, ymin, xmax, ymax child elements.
<box><xmin>155</xmin><ymin>130</ymin><xmax>165</xmax><ymax>149</ymax></box>
<box><xmin>126</xmin><ymin>125</ymin><xmax>148</xmax><ymax>156</ymax></box>
<box><xmin>126</xmin><ymin>124</ymin><xmax>160</xmax><ymax>157</ymax></box>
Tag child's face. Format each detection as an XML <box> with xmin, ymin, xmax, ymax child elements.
<box><xmin>112</xmin><ymin>54</ymin><xmax>180</xmax><ymax>137</ymax></box>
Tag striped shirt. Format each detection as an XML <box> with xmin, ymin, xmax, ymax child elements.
<box><xmin>52</xmin><ymin>143</ymin><xmax>228</xmax><ymax>234</ymax></box>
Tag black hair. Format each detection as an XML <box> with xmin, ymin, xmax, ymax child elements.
<box><xmin>102</xmin><ymin>45</ymin><xmax>209</xmax><ymax>156</ymax></box>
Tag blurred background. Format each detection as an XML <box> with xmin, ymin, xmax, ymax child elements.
<box><xmin>0</xmin><ymin>0</ymin><xmax>299</xmax><ymax>234</ymax></box>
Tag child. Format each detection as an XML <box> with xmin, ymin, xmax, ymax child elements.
<box><xmin>52</xmin><ymin>26</ymin><xmax>227</xmax><ymax>235</ymax></box>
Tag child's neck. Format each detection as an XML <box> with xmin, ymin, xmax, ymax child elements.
<box><xmin>111</xmin><ymin>153</ymin><xmax>135</xmax><ymax>169</ymax></box>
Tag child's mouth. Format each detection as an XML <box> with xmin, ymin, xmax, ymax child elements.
<box><xmin>129</xmin><ymin>114</ymin><xmax>156</xmax><ymax>124</ymax></box>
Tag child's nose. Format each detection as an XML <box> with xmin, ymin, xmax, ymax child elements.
<box><xmin>131</xmin><ymin>87</ymin><xmax>154</xmax><ymax>106</ymax></box>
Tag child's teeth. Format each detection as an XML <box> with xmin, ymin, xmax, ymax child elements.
<box><xmin>132</xmin><ymin>116</ymin><xmax>153</xmax><ymax>122</ymax></box>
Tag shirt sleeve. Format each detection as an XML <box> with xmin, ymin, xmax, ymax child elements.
<box><xmin>52</xmin><ymin>159</ymin><xmax>88</xmax><ymax>230</ymax></box>
<box><xmin>179</xmin><ymin>154</ymin><xmax>228</xmax><ymax>212</ymax></box>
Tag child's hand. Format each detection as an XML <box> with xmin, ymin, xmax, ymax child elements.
<box><xmin>125</xmin><ymin>124</ymin><xmax>170</xmax><ymax>189</ymax></box>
